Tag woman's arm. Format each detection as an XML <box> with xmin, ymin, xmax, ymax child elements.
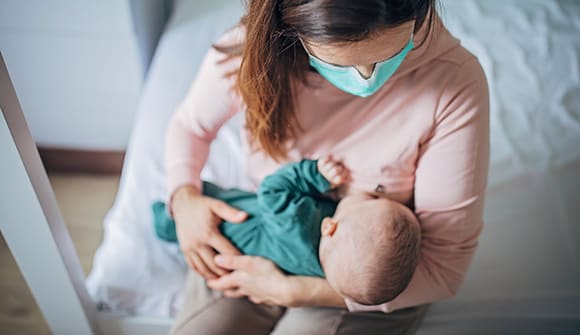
<box><xmin>286</xmin><ymin>276</ymin><xmax>347</xmax><ymax>308</ymax></box>
<box><xmin>165</xmin><ymin>29</ymin><xmax>249</xmax><ymax>279</ymax></box>
<box><xmin>165</xmin><ymin>42</ymin><xmax>242</xmax><ymax>217</ymax></box>
<box><xmin>208</xmin><ymin>254</ymin><xmax>346</xmax><ymax>308</ymax></box>
<box><xmin>347</xmin><ymin>57</ymin><xmax>490</xmax><ymax>313</ymax></box>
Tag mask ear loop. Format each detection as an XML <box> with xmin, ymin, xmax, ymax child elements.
<box><xmin>297</xmin><ymin>37</ymin><xmax>314</xmax><ymax>58</ymax></box>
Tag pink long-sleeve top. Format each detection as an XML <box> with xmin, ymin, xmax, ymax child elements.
<box><xmin>164</xmin><ymin>16</ymin><xmax>490</xmax><ymax>313</ymax></box>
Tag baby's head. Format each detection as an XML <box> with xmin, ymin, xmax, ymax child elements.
<box><xmin>319</xmin><ymin>194</ymin><xmax>421</xmax><ymax>305</ymax></box>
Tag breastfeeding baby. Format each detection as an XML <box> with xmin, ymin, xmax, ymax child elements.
<box><xmin>152</xmin><ymin>156</ymin><xmax>421</xmax><ymax>305</ymax></box>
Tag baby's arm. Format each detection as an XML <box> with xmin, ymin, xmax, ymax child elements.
<box><xmin>257</xmin><ymin>156</ymin><xmax>349</xmax><ymax>216</ymax></box>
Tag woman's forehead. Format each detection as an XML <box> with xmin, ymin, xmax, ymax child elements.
<box><xmin>302</xmin><ymin>21</ymin><xmax>415</xmax><ymax>66</ymax></box>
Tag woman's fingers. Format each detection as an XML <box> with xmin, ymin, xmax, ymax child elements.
<box><xmin>207</xmin><ymin>272</ymin><xmax>240</xmax><ymax>291</ymax></box>
<box><xmin>206</xmin><ymin>198</ymin><xmax>248</xmax><ymax>223</ymax></box>
<box><xmin>171</xmin><ymin>191</ymin><xmax>248</xmax><ymax>282</ymax></box>
<box><xmin>214</xmin><ymin>254</ymin><xmax>253</xmax><ymax>271</ymax></box>
<box><xmin>249</xmin><ymin>296</ymin><xmax>265</xmax><ymax>305</ymax></box>
<box><xmin>223</xmin><ymin>289</ymin><xmax>245</xmax><ymax>299</ymax></box>
<box><xmin>210</xmin><ymin>234</ymin><xmax>241</xmax><ymax>256</ymax></box>
<box><xmin>189</xmin><ymin>251</ymin><xmax>218</xmax><ymax>280</ymax></box>
<box><xmin>199</xmin><ymin>246</ymin><xmax>229</xmax><ymax>277</ymax></box>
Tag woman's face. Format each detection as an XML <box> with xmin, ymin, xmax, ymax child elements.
<box><xmin>301</xmin><ymin>21</ymin><xmax>415</xmax><ymax>78</ymax></box>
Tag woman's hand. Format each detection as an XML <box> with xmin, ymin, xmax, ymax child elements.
<box><xmin>207</xmin><ymin>255</ymin><xmax>347</xmax><ymax>308</ymax></box>
<box><xmin>207</xmin><ymin>255</ymin><xmax>292</xmax><ymax>306</ymax></box>
<box><xmin>171</xmin><ymin>185</ymin><xmax>248</xmax><ymax>280</ymax></box>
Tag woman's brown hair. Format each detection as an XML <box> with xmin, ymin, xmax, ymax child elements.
<box><xmin>215</xmin><ymin>0</ymin><xmax>437</xmax><ymax>161</ymax></box>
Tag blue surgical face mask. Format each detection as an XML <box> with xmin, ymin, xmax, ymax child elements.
<box><xmin>301</xmin><ymin>36</ymin><xmax>414</xmax><ymax>98</ymax></box>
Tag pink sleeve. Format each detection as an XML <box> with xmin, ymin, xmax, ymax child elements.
<box><xmin>346</xmin><ymin>57</ymin><xmax>490</xmax><ymax>313</ymax></box>
<box><xmin>164</xmin><ymin>41</ymin><xmax>242</xmax><ymax>217</ymax></box>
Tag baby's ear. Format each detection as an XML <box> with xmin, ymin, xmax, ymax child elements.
<box><xmin>321</xmin><ymin>217</ymin><xmax>339</xmax><ymax>236</ymax></box>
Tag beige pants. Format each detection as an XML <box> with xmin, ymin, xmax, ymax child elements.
<box><xmin>169</xmin><ymin>271</ymin><xmax>430</xmax><ymax>335</ymax></box>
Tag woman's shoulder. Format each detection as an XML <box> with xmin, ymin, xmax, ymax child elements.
<box><xmin>439</xmin><ymin>43</ymin><xmax>487</xmax><ymax>84</ymax></box>
<box><xmin>414</xmin><ymin>21</ymin><xmax>488</xmax><ymax>111</ymax></box>
<box><xmin>214</xmin><ymin>24</ymin><xmax>247</xmax><ymax>49</ymax></box>
<box><xmin>201</xmin><ymin>24</ymin><xmax>246</xmax><ymax>76</ymax></box>
<box><xmin>401</xmin><ymin>17</ymin><xmax>488</xmax><ymax>95</ymax></box>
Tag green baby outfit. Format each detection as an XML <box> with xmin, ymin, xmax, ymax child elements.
<box><xmin>152</xmin><ymin>159</ymin><xmax>337</xmax><ymax>277</ymax></box>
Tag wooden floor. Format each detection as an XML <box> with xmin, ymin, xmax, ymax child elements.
<box><xmin>0</xmin><ymin>173</ymin><xmax>120</xmax><ymax>335</ymax></box>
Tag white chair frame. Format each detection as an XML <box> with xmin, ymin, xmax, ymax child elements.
<box><xmin>0</xmin><ymin>53</ymin><xmax>172</xmax><ymax>335</ymax></box>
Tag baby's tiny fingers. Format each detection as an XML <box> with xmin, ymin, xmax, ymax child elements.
<box><xmin>318</xmin><ymin>157</ymin><xmax>331</xmax><ymax>171</ymax></box>
<box><xmin>328</xmin><ymin>166</ymin><xmax>341</xmax><ymax>179</ymax></box>
<box><xmin>323</xmin><ymin>160</ymin><xmax>335</xmax><ymax>171</ymax></box>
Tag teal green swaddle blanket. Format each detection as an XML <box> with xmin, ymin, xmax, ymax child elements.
<box><xmin>152</xmin><ymin>159</ymin><xmax>337</xmax><ymax>277</ymax></box>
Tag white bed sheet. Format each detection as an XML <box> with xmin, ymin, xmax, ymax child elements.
<box><xmin>86</xmin><ymin>0</ymin><xmax>580</xmax><ymax>333</ymax></box>
<box><xmin>86</xmin><ymin>0</ymin><xmax>247</xmax><ymax>317</ymax></box>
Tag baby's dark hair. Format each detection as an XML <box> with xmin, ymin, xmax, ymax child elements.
<box><xmin>342</xmin><ymin>200</ymin><xmax>421</xmax><ymax>305</ymax></box>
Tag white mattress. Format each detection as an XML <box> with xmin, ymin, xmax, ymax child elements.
<box><xmin>86</xmin><ymin>0</ymin><xmax>580</xmax><ymax>333</ymax></box>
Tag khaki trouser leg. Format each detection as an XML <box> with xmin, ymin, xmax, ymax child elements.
<box><xmin>169</xmin><ymin>270</ymin><xmax>286</xmax><ymax>335</ymax></box>
<box><xmin>270</xmin><ymin>304</ymin><xmax>430</xmax><ymax>335</ymax></box>
<box><xmin>170</xmin><ymin>270</ymin><xmax>429</xmax><ymax>335</ymax></box>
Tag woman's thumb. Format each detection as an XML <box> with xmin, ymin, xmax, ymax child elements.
<box><xmin>207</xmin><ymin>198</ymin><xmax>247</xmax><ymax>223</ymax></box>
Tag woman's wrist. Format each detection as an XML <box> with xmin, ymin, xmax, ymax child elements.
<box><xmin>285</xmin><ymin>276</ymin><xmax>347</xmax><ymax>308</ymax></box>
<box><xmin>169</xmin><ymin>184</ymin><xmax>200</xmax><ymax>218</ymax></box>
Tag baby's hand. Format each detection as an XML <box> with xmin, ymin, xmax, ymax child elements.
<box><xmin>317</xmin><ymin>155</ymin><xmax>350</xmax><ymax>188</ymax></box>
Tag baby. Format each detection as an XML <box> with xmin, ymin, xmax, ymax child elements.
<box><xmin>319</xmin><ymin>190</ymin><xmax>421</xmax><ymax>304</ymax></box>
<box><xmin>153</xmin><ymin>157</ymin><xmax>421</xmax><ymax>305</ymax></box>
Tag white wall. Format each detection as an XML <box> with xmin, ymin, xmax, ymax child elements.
<box><xmin>0</xmin><ymin>0</ymin><xmax>167</xmax><ymax>150</ymax></box>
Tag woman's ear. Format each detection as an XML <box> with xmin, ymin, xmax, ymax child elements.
<box><xmin>321</xmin><ymin>217</ymin><xmax>339</xmax><ymax>237</ymax></box>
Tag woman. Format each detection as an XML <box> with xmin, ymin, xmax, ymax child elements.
<box><xmin>165</xmin><ymin>0</ymin><xmax>489</xmax><ymax>334</ymax></box>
